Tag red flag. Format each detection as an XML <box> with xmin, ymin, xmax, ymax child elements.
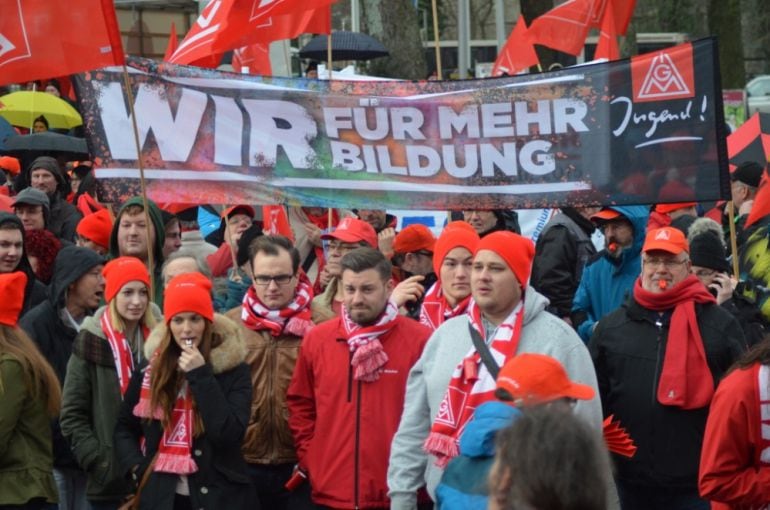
<box><xmin>594</xmin><ymin>1</ymin><xmax>619</xmax><ymax>61</ymax></box>
<box><xmin>262</xmin><ymin>205</ymin><xmax>294</xmax><ymax>241</ymax></box>
<box><xmin>251</xmin><ymin>7</ymin><xmax>331</xmax><ymax>44</ymax></box>
<box><xmin>527</xmin><ymin>0</ymin><xmax>594</xmax><ymax>56</ymax></box>
<box><xmin>587</xmin><ymin>0</ymin><xmax>636</xmax><ymax>35</ymax></box>
<box><xmin>746</xmin><ymin>168</ymin><xmax>770</xmax><ymax>228</ymax></box>
<box><xmin>164</xmin><ymin>22</ymin><xmax>179</xmax><ymax>61</ymax></box>
<box><xmin>0</xmin><ymin>0</ymin><xmax>124</xmax><ymax>87</ymax></box>
<box><xmin>232</xmin><ymin>43</ymin><xmax>272</xmax><ymax>76</ymax></box>
<box><xmin>169</xmin><ymin>0</ymin><xmax>336</xmax><ymax>67</ymax></box>
<box><xmin>492</xmin><ymin>16</ymin><xmax>540</xmax><ymax>77</ymax></box>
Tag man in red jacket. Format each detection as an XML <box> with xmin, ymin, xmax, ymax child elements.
<box><xmin>288</xmin><ymin>247</ymin><xmax>431</xmax><ymax>509</ymax></box>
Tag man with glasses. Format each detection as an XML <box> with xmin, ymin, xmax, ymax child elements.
<box><xmin>312</xmin><ymin>217</ymin><xmax>378</xmax><ymax>322</ymax></box>
<box><xmin>571</xmin><ymin>205</ymin><xmax>649</xmax><ymax>342</ymax></box>
<box><xmin>226</xmin><ymin>234</ymin><xmax>316</xmax><ymax>510</ymax></box>
<box><xmin>589</xmin><ymin>226</ymin><xmax>745</xmax><ymax>510</ymax></box>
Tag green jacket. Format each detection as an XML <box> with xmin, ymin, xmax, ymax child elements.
<box><xmin>60</xmin><ymin>305</ymin><xmax>161</xmax><ymax>502</ymax></box>
<box><xmin>0</xmin><ymin>354</ymin><xmax>57</xmax><ymax>506</ymax></box>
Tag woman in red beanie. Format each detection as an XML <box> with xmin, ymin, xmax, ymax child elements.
<box><xmin>113</xmin><ymin>272</ymin><xmax>255</xmax><ymax>510</ymax></box>
<box><xmin>0</xmin><ymin>271</ymin><xmax>61</xmax><ymax>509</ymax></box>
<box><xmin>418</xmin><ymin>221</ymin><xmax>480</xmax><ymax>331</ymax></box>
<box><xmin>60</xmin><ymin>256</ymin><xmax>161</xmax><ymax>509</ymax></box>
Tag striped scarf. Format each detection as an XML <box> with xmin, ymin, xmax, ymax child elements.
<box><xmin>423</xmin><ymin>300</ymin><xmax>524</xmax><ymax>467</ymax></box>
<box><xmin>418</xmin><ymin>281</ymin><xmax>471</xmax><ymax>331</ymax></box>
<box><xmin>101</xmin><ymin>310</ymin><xmax>147</xmax><ymax>396</ymax></box>
<box><xmin>341</xmin><ymin>300</ymin><xmax>399</xmax><ymax>382</ymax></box>
<box><xmin>241</xmin><ymin>273</ymin><xmax>314</xmax><ymax>337</ymax></box>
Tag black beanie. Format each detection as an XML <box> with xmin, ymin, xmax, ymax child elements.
<box><xmin>236</xmin><ymin>224</ymin><xmax>264</xmax><ymax>268</ymax></box>
<box><xmin>689</xmin><ymin>232</ymin><xmax>729</xmax><ymax>272</ymax></box>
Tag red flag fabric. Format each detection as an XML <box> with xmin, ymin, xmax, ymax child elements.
<box><xmin>745</xmin><ymin>168</ymin><xmax>770</xmax><ymax>228</ymax></box>
<box><xmin>594</xmin><ymin>1</ymin><xmax>619</xmax><ymax>61</ymax></box>
<box><xmin>263</xmin><ymin>205</ymin><xmax>294</xmax><ymax>241</ymax></box>
<box><xmin>0</xmin><ymin>0</ymin><xmax>124</xmax><ymax>87</ymax></box>
<box><xmin>232</xmin><ymin>43</ymin><xmax>272</xmax><ymax>76</ymax></box>
<box><xmin>169</xmin><ymin>0</ymin><xmax>336</xmax><ymax>67</ymax></box>
<box><xmin>589</xmin><ymin>0</ymin><xmax>636</xmax><ymax>36</ymax></box>
<box><xmin>492</xmin><ymin>16</ymin><xmax>540</xmax><ymax>77</ymax></box>
<box><xmin>252</xmin><ymin>7</ymin><xmax>331</xmax><ymax>44</ymax></box>
<box><xmin>164</xmin><ymin>22</ymin><xmax>179</xmax><ymax>62</ymax></box>
<box><xmin>527</xmin><ymin>0</ymin><xmax>594</xmax><ymax>56</ymax></box>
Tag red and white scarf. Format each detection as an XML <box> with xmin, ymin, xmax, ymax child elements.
<box><xmin>418</xmin><ymin>282</ymin><xmax>472</xmax><ymax>331</ymax></box>
<box><xmin>241</xmin><ymin>273</ymin><xmax>314</xmax><ymax>337</ymax></box>
<box><xmin>341</xmin><ymin>300</ymin><xmax>399</xmax><ymax>382</ymax></box>
<box><xmin>424</xmin><ymin>299</ymin><xmax>524</xmax><ymax>467</ymax></box>
<box><xmin>133</xmin><ymin>353</ymin><xmax>198</xmax><ymax>475</ymax></box>
<box><xmin>101</xmin><ymin>311</ymin><xmax>148</xmax><ymax>396</ymax></box>
<box><xmin>755</xmin><ymin>364</ymin><xmax>770</xmax><ymax>468</ymax></box>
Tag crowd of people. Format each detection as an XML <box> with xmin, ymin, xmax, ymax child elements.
<box><xmin>1</xmin><ymin>138</ymin><xmax>770</xmax><ymax>510</ymax></box>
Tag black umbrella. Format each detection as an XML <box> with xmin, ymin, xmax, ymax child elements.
<box><xmin>299</xmin><ymin>31</ymin><xmax>389</xmax><ymax>61</ymax></box>
<box><xmin>2</xmin><ymin>132</ymin><xmax>89</xmax><ymax>159</ymax></box>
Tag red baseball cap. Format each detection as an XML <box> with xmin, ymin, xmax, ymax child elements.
<box><xmin>393</xmin><ymin>224</ymin><xmax>436</xmax><ymax>254</ymax></box>
<box><xmin>321</xmin><ymin>217</ymin><xmax>377</xmax><ymax>248</ymax></box>
<box><xmin>496</xmin><ymin>353</ymin><xmax>595</xmax><ymax>405</ymax></box>
<box><xmin>221</xmin><ymin>205</ymin><xmax>255</xmax><ymax>219</ymax></box>
<box><xmin>642</xmin><ymin>226</ymin><xmax>689</xmax><ymax>255</ymax></box>
<box><xmin>591</xmin><ymin>208</ymin><xmax>622</xmax><ymax>221</ymax></box>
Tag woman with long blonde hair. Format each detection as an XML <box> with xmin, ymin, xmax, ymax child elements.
<box><xmin>114</xmin><ymin>272</ymin><xmax>255</xmax><ymax>510</ymax></box>
<box><xmin>60</xmin><ymin>257</ymin><xmax>161</xmax><ymax>510</ymax></box>
<box><xmin>0</xmin><ymin>271</ymin><xmax>61</xmax><ymax>509</ymax></box>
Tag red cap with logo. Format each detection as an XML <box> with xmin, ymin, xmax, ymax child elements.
<box><xmin>642</xmin><ymin>226</ymin><xmax>689</xmax><ymax>255</ymax></box>
<box><xmin>321</xmin><ymin>217</ymin><xmax>377</xmax><ymax>248</ymax></box>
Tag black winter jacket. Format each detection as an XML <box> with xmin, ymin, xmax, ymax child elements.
<box><xmin>113</xmin><ymin>315</ymin><xmax>257</xmax><ymax>510</ymax></box>
<box><xmin>589</xmin><ymin>297</ymin><xmax>745</xmax><ymax>489</ymax></box>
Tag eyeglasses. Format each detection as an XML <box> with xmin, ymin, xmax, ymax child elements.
<box><xmin>642</xmin><ymin>258</ymin><xmax>688</xmax><ymax>269</ymax></box>
<box><xmin>253</xmin><ymin>274</ymin><xmax>295</xmax><ymax>286</ymax></box>
<box><xmin>693</xmin><ymin>268</ymin><xmax>717</xmax><ymax>278</ymax></box>
<box><xmin>328</xmin><ymin>240</ymin><xmax>363</xmax><ymax>252</ymax></box>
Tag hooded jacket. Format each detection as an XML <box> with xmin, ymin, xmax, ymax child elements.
<box><xmin>24</xmin><ymin>156</ymin><xmax>81</xmax><ymax>241</ymax></box>
<box><xmin>60</xmin><ymin>304</ymin><xmax>162</xmax><ymax>502</ymax></box>
<box><xmin>571</xmin><ymin>205</ymin><xmax>649</xmax><ymax>342</ymax></box>
<box><xmin>113</xmin><ymin>314</ymin><xmax>255</xmax><ymax>510</ymax></box>
<box><xmin>435</xmin><ymin>401</ymin><xmax>521</xmax><ymax>510</ymax></box>
<box><xmin>20</xmin><ymin>245</ymin><xmax>105</xmax><ymax>469</ymax></box>
<box><xmin>387</xmin><ymin>289</ymin><xmax>603</xmax><ymax>509</ymax></box>
<box><xmin>0</xmin><ymin>212</ymin><xmax>47</xmax><ymax>317</ymax></box>
<box><xmin>109</xmin><ymin>197</ymin><xmax>166</xmax><ymax>304</ymax></box>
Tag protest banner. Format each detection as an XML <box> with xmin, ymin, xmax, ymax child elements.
<box><xmin>74</xmin><ymin>38</ymin><xmax>728</xmax><ymax>210</ymax></box>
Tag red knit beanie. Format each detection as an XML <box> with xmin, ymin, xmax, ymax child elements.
<box><xmin>103</xmin><ymin>256</ymin><xmax>151</xmax><ymax>303</ymax></box>
<box><xmin>433</xmin><ymin>222</ymin><xmax>480</xmax><ymax>275</ymax></box>
<box><xmin>0</xmin><ymin>272</ymin><xmax>28</xmax><ymax>326</ymax></box>
<box><xmin>163</xmin><ymin>272</ymin><xmax>214</xmax><ymax>323</ymax></box>
<box><xmin>76</xmin><ymin>209</ymin><xmax>113</xmax><ymax>250</ymax></box>
<box><xmin>476</xmin><ymin>231</ymin><xmax>535</xmax><ymax>289</ymax></box>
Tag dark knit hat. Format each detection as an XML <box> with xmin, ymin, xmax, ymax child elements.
<box><xmin>13</xmin><ymin>187</ymin><xmax>50</xmax><ymax>225</ymax></box>
<box><xmin>732</xmin><ymin>161</ymin><xmax>764</xmax><ymax>188</ymax></box>
<box><xmin>689</xmin><ymin>232</ymin><xmax>729</xmax><ymax>273</ymax></box>
<box><xmin>27</xmin><ymin>156</ymin><xmax>67</xmax><ymax>196</ymax></box>
<box><xmin>236</xmin><ymin>224</ymin><xmax>264</xmax><ymax>268</ymax></box>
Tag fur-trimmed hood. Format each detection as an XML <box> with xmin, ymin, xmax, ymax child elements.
<box><xmin>143</xmin><ymin>313</ymin><xmax>246</xmax><ymax>374</ymax></box>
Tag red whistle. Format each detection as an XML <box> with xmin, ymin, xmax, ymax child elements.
<box><xmin>284</xmin><ymin>467</ymin><xmax>307</xmax><ymax>491</ymax></box>
<box><xmin>608</xmin><ymin>242</ymin><xmax>618</xmax><ymax>253</ymax></box>
<box><xmin>658</xmin><ymin>280</ymin><xmax>668</xmax><ymax>290</ymax></box>
<box><xmin>463</xmin><ymin>358</ymin><xmax>478</xmax><ymax>383</ymax></box>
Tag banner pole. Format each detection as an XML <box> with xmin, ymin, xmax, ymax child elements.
<box><xmin>225</xmin><ymin>214</ymin><xmax>241</xmax><ymax>282</ymax></box>
<box><xmin>327</xmin><ymin>208</ymin><xmax>333</xmax><ymax>231</ymax></box>
<box><xmin>121</xmin><ymin>65</ymin><xmax>156</xmax><ymax>301</ymax></box>
<box><xmin>327</xmin><ymin>33</ymin><xmax>333</xmax><ymax>80</ymax></box>
<box><xmin>431</xmin><ymin>0</ymin><xmax>442</xmax><ymax>79</ymax></box>
<box><xmin>726</xmin><ymin>200</ymin><xmax>740</xmax><ymax>278</ymax></box>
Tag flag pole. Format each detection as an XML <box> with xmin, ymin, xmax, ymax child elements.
<box><xmin>726</xmin><ymin>201</ymin><xmax>740</xmax><ymax>278</ymax></box>
<box><xmin>224</xmin><ymin>213</ymin><xmax>241</xmax><ymax>282</ymax></box>
<box><xmin>431</xmin><ymin>0</ymin><xmax>443</xmax><ymax>79</ymax></box>
<box><xmin>121</xmin><ymin>65</ymin><xmax>156</xmax><ymax>300</ymax></box>
<box><xmin>327</xmin><ymin>32</ymin><xmax>333</xmax><ymax>80</ymax></box>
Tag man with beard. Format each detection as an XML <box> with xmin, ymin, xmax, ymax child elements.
<box><xmin>20</xmin><ymin>245</ymin><xmax>106</xmax><ymax>510</ymax></box>
<box><xmin>572</xmin><ymin>205</ymin><xmax>649</xmax><ymax>342</ymax></box>
<box><xmin>288</xmin><ymin>247</ymin><xmax>431</xmax><ymax>509</ymax></box>
<box><xmin>24</xmin><ymin>156</ymin><xmax>81</xmax><ymax>241</ymax></box>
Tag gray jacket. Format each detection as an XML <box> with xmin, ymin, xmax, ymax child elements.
<box><xmin>386</xmin><ymin>288</ymin><xmax>604</xmax><ymax>509</ymax></box>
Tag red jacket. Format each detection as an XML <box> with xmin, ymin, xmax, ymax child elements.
<box><xmin>699</xmin><ymin>364</ymin><xmax>770</xmax><ymax>509</ymax></box>
<box><xmin>206</xmin><ymin>243</ymin><xmax>233</xmax><ymax>277</ymax></box>
<box><xmin>287</xmin><ymin>315</ymin><xmax>430</xmax><ymax>509</ymax></box>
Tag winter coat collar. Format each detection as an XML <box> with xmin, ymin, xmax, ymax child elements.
<box><xmin>143</xmin><ymin>313</ymin><xmax>246</xmax><ymax>374</ymax></box>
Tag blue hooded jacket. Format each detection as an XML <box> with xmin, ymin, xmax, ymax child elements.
<box><xmin>571</xmin><ymin>205</ymin><xmax>649</xmax><ymax>342</ymax></box>
<box><xmin>435</xmin><ymin>401</ymin><xmax>521</xmax><ymax>510</ymax></box>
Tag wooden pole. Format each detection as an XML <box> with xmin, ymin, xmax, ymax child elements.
<box><xmin>121</xmin><ymin>65</ymin><xmax>156</xmax><ymax>300</ymax></box>
<box><xmin>431</xmin><ymin>0</ymin><xmax>443</xmax><ymax>79</ymax></box>
<box><xmin>224</xmin><ymin>212</ymin><xmax>242</xmax><ymax>282</ymax></box>
<box><xmin>327</xmin><ymin>32</ymin><xmax>333</xmax><ymax>80</ymax></box>
<box><xmin>726</xmin><ymin>200</ymin><xmax>741</xmax><ymax>278</ymax></box>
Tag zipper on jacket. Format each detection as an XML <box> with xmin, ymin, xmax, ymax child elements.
<box><xmin>267</xmin><ymin>336</ymin><xmax>276</xmax><ymax>459</ymax></box>
<box><xmin>651</xmin><ymin>316</ymin><xmax>664</xmax><ymax>405</ymax></box>
<box><xmin>347</xmin><ymin>351</ymin><xmax>354</xmax><ymax>403</ymax></box>
<box><xmin>354</xmin><ymin>379</ymin><xmax>362</xmax><ymax>510</ymax></box>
